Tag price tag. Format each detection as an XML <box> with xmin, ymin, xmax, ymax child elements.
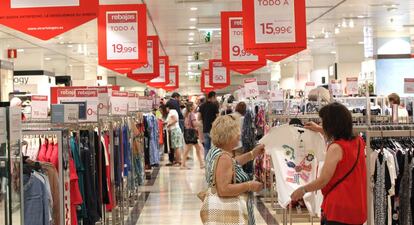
<box><xmin>253</xmin><ymin>0</ymin><xmax>296</xmax><ymax>44</ymax></box>
<box><xmin>270</xmin><ymin>90</ymin><xmax>284</xmax><ymax>101</ymax></box>
<box><xmin>346</xmin><ymin>77</ymin><xmax>359</xmax><ymax>95</ymax></box>
<box><xmin>31</xmin><ymin>95</ymin><xmax>48</xmax><ymax>119</ymax></box>
<box><xmin>0</xmin><ymin>108</ymin><xmax>6</xmax><ymax>145</ymax></box>
<box><xmin>64</xmin><ymin>105</ymin><xmax>79</xmax><ymax>123</ymax></box>
<box><xmin>330</xmin><ymin>80</ymin><xmax>343</xmax><ymax>96</ymax></box>
<box><xmin>128</xmin><ymin>92</ymin><xmax>138</xmax><ymax>112</ymax></box>
<box><xmin>111</xmin><ymin>91</ymin><xmax>128</xmax><ymax>115</ymax></box>
<box><xmin>210</xmin><ymin>60</ymin><xmax>230</xmax><ymax>87</ymax></box>
<box><xmin>168</xmin><ymin>67</ymin><xmax>177</xmax><ymax>86</ymax></box>
<box><xmin>404</xmin><ymin>78</ymin><xmax>414</xmax><ymax>94</ymax></box>
<box><xmin>257</xmin><ymin>81</ymin><xmax>269</xmax><ymax>99</ymax></box>
<box><xmin>106</xmin><ymin>12</ymin><xmax>139</xmax><ymax>60</ymax></box>
<box><xmin>244</xmin><ymin>78</ymin><xmax>259</xmax><ymax>98</ymax></box>
<box><xmin>229</xmin><ymin>17</ymin><xmax>258</xmax><ymax>62</ymax></box>
<box><xmin>91</xmin><ymin>87</ymin><xmax>109</xmax><ymax>117</ymax></box>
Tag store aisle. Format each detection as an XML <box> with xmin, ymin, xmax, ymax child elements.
<box><xmin>135</xmin><ymin>158</ymin><xmax>269</xmax><ymax>225</ymax></box>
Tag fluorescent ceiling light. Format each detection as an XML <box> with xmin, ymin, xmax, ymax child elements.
<box><xmin>330</xmin><ymin>51</ymin><xmax>337</xmax><ymax>54</ymax></box>
<box><xmin>308</xmin><ymin>39</ymin><xmax>314</xmax><ymax>42</ymax></box>
<box><xmin>189</xmin><ymin>37</ymin><xmax>194</xmax><ymax>41</ymax></box>
<box><xmin>189</xmin><ymin>32</ymin><xmax>195</xmax><ymax>36</ymax></box>
<box><xmin>190</xmin><ymin>18</ymin><xmax>197</xmax><ymax>22</ymax></box>
<box><xmin>17</xmin><ymin>49</ymin><xmax>24</xmax><ymax>53</ymax></box>
<box><xmin>189</xmin><ymin>26</ymin><xmax>197</xmax><ymax>29</ymax></box>
<box><xmin>357</xmin><ymin>15</ymin><xmax>366</xmax><ymax>19</ymax></box>
<box><xmin>342</xmin><ymin>19</ymin><xmax>348</xmax><ymax>28</ymax></box>
<box><xmin>190</xmin><ymin>7</ymin><xmax>198</xmax><ymax>11</ymax></box>
<box><xmin>45</xmin><ymin>57</ymin><xmax>52</xmax><ymax>61</ymax></box>
<box><xmin>188</xmin><ymin>42</ymin><xmax>194</xmax><ymax>45</ymax></box>
<box><xmin>349</xmin><ymin>19</ymin><xmax>355</xmax><ymax>28</ymax></box>
<box><xmin>358</xmin><ymin>41</ymin><xmax>364</xmax><ymax>45</ymax></box>
<box><xmin>335</xmin><ymin>27</ymin><xmax>340</xmax><ymax>34</ymax></box>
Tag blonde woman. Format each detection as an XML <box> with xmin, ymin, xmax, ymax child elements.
<box><xmin>205</xmin><ymin>114</ymin><xmax>265</xmax><ymax>225</ymax></box>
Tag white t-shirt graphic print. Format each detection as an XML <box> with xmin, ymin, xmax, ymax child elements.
<box><xmin>259</xmin><ymin>124</ymin><xmax>326</xmax><ymax>213</ymax></box>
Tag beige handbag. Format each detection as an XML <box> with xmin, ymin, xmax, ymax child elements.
<box><xmin>199</xmin><ymin>153</ymin><xmax>248</xmax><ymax>225</ymax></box>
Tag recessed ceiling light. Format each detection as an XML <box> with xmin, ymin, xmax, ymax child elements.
<box><xmin>358</xmin><ymin>41</ymin><xmax>364</xmax><ymax>45</ymax></box>
<box><xmin>335</xmin><ymin>27</ymin><xmax>340</xmax><ymax>34</ymax></box>
<box><xmin>59</xmin><ymin>41</ymin><xmax>65</xmax><ymax>45</ymax></box>
<box><xmin>349</xmin><ymin>19</ymin><xmax>355</xmax><ymax>28</ymax></box>
<box><xmin>308</xmin><ymin>39</ymin><xmax>314</xmax><ymax>42</ymax></box>
<box><xmin>17</xmin><ymin>49</ymin><xmax>24</xmax><ymax>53</ymax></box>
<box><xmin>330</xmin><ymin>51</ymin><xmax>337</xmax><ymax>54</ymax></box>
<box><xmin>45</xmin><ymin>57</ymin><xmax>52</xmax><ymax>61</ymax></box>
<box><xmin>188</xmin><ymin>43</ymin><xmax>194</xmax><ymax>45</ymax></box>
<box><xmin>190</xmin><ymin>7</ymin><xmax>198</xmax><ymax>11</ymax></box>
<box><xmin>190</xmin><ymin>18</ymin><xmax>197</xmax><ymax>22</ymax></box>
<box><xmin>189</xmin><ymin>37</ymin><xmax>194</xmax><ymax>41</ymax></box>
<box><xmin>189</xmin><ymin>32</ymin><xmax>195</xmax><ymax>36</ymax></box>
<box><xmin>67</xmin><ymin>45</ymin><xmax>73</xmax><ymax>48</ymax></box>
<box><xmin>342</xmin><ymin>19</ymin><xmax>348</xmax><ymax>28</ymax></box>
<box><xmin>189</xmin><ymin>26</ymin><xmax>197</xmax><ymax>29</ymax></box>
<box><xmin>357</xmin><ymin>15</ymin><xmax>365</xmax><ymax>19</ymax></box>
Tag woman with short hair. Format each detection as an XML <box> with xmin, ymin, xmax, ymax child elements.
<box><xmin>205</xmin><ymin>114</ymin><xmax>265</xmax><ymax>225</ymax></box>
<box><xmin>291</xmin><ymin>102</ymin><xmax>367</xmax><ymax>225</ymax></box>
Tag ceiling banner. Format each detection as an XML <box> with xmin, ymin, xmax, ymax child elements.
<box><xmin>221</xmin><ymin>11</ymin><xmax>266</xmax><ymax>74</ymax></box>
<box><xmin>0</xmin><ymin>0</ymin><xmax>98</xmax><ymax>40</ymax></box>
<box><xmin>127</xmin><ymin>36</ymin><xmax>160</xmax><ymax>83</ymax></box>
<box><xmin>163</xmin><ymin>65</ymin><xmax>179</xmax><ymax>91</ymax></box>
<box><xmin>242</xmin><ymin>0</ymin><xmax>307</xmax><ymax>61</ymax></box>
<box><xmin>98</xmin><ymin>4</ymin><xmax>148</xmax><ymax>75</ymax></box>
<box><xmin>201</xmin><ymin>69</ymin><xmax>214</xmax><ymax>93</ymax></box>
<box><xmin>147</xmin><ymin>56</ymin><xmax>169</xmax><ymax>88</ymax></box>
<box><xmin>209</xmin><ymin>59</ymin><xmax>231</xmax><ymax>89</ymax></box>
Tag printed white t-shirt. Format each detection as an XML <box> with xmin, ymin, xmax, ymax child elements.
<box><xmin>166</xmin><ymin>109</ymin><xmax>180</xmax><ymax>130</ymax></box>
<box><xmin>259</xmin><ymin>124</ymin><xmax>326</xmax><ymax>213</ymax></box>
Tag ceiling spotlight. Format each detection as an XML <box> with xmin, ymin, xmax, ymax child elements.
<box><xmin>189</xmin><ymin>26</ymin><xmax>197</xmax><ymax>29</ymax></box>
<box><xmin>189</xmin><ymin>32</ymin><xmax>195</xmax><ymax>36</ymax></box>
<box><xmin>190</xmin><ymin>18</ymin><xmax>197</xmax><ymax>22</ymax></box>
<box><xmin>17</xmin><ymin>49</ymin><xmax>24</xmax><ymax>53</ymax></box>
<box><xmin>189</xmin><ymin>37</ymin><xmax>194</xmax><ymax>41</ymax></box>
<box><xmin>357</xmin><ymin>15</ymin><xmax>366</xmax><ymax>19</ymax></box>
<box><xmin>188</xmin><ymin>42</ymin><xmax>194</xmax><ymax>45</ymax></box>
<box><xmin>324</xmin><ymin>32</ymin><xmax>330</xmax><ymax>39</ymax></box>
<box><xmin>67</xmin><ymin>45</ymin><xmax>73</xmax><ymax>48</ymax></box>
<box><xmin>190</xmin><ymin>7</ymin><xmax>198</xmax><ymax>11</ymax></box>
<box><xmin>330</xmin><ymin>51</ymin><xmax>337</xmax><ymax>54</ymax></box>
<box><xmin>349</xmin><ymin>19</ymin><xmax>355</xmax><ymax>28</ymax></box>
<box><xmin>335</xmin><ymin>27</ymin><xmax>340</xmax><ymax>34</ymax></box>
<box><xmin>59</xmin><ymin>41</ymin><xmax>65</xmax><ymax>45</ymax></box>
<box><xmin>342</xmin><ymin>18</ymin><xmax>348</xmax><ymax>28</ymax></box>
<box><xmin>45</xmin><ymin>57</ymin><xmax>52</xmax><ymax>61</ymax></box>
<box><xmin>308</xmin><ymin>39</ymin><xmax>314</xmax><ymax>42</ymax></box>
<box><xmin>358</xmin><ymin>41</ymin><xmax>364</xmax><ymax>45</ymax></box>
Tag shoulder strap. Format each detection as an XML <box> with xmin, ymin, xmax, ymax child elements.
<box><xmin>211</xmin><ymin>151</ymin><xmax>236</xmax><ymax>188</ymax></box>
<box><xmin>325</xmin><ymin>138</ymin><xmax>361</xmax><ymax>198</ymax></box>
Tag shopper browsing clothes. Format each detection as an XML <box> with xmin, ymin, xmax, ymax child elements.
<box><xmin>166</xmin><ymin>104</ymin><xmax>184</xmax><ymax>167</ymax></box>
<box><xmin>290</xmin><ymin>102</ymin><xmax>367</xmax><ymax>225</ymax></box>
<box><xmin>182</xmin><ymin>102</ymin><xmax>205</xmax><ymax>169</ymax></box>
<box><xmin>167</xmin><ymin>92</ymin><xmax>185</xmax><ymax>132</ymax></box>
<box><xmin>198</xmin><ymin>91</ymin><xmax>219</xmax><ymax>158</ymax></box>
<box><xmin>387</xmin><ymin>93</ymin><xmax>409</xmax><ymax>122</ymax></box>
<box><xmin>204</xmin><ymin>114</ymin><xmax>265</xmax><ymax>225</ymax></box>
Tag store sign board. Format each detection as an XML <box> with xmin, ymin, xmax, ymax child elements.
<box><xmin>242</xmin><ymin>0</ymin><xmax>307</xmax><ymax>61</ymax></box>
<box><xmin>258</xmin><ymin>81</ymin><xmax>269</xmax><ymax>99</ymax></box>
<box><xmin>270</xmin><ymin>90</ymin><xmax>284</xmax><ymax>101</ymax></box>
<box><xmin>0</xmin><ymin>108</ymin><xmax>6</xmax><ymax>145</ymax></box>
<box><xmin>56</xmin><ymin>89</ymin><xmax>99</xmax><ymax>122</ymax></box>
<box><xmin>137</xmin><ymin>96</ymin><xmax>153</xmax><ymax>111</ymax></box>
<box><xmin>0</xmin><ymin>0</ymin><xmax>98</xmax><ymax>40</ymax></box>
<box><xmin>110</xmin><ymin>91</ymin><xmax>128</xmax><ymax>115</ymax></box>
<box><xmin>346</xmin><ymin>77</ymin><xmax>359</xmax><ymax>95</ymax></box>
<box><xmin>128</xmin><ymin>92</ymin><xmax>138</xmax><ymax>112</ymax></box>
<box><xmin>147</xmin><ymin>56</ymin><xmax>170</xmax><ymax>88</ymax></box>
<box><xmin>221</xmin><ymin>12</ymin><xmax>266</xmax><ymax>74</ymax></box>
<box><xmin>404</xmin><ymin>78</ymin><xmax>414</xmax><ymax>94</ymax></box>
<box><xmin>244</xmin><ymin>78</ymin><xmax>259</xmax><ymax>98</ymax></box>
<box><xmin>201</xmin><ymin>69</ymin><xmax>214</xmax><ymax>93</ymax></box>
<box><xmin>127</xmin><ymin>36</ymin><xmax>160</xmax><ymax>83</ymax></box>
<box><xmin>164</xmin><ymin>65</ymin><xmax>179</xmax><ymax>91</ymax></box>
<box><xmin>98</xmin><ymin>4</ymin><xmax>147</xmax><ymax>74</ymax></box>
<box><xmin>51</xmin><ymin>104</ymin><xmax>79</xmax><ymax>124</ymax></box>
<box><xmin>89</xmin><ymin>86</ymin><xmax>110</xmax><ymax>117</ymax></box>
<box><xmin>209</xmin><ymin>59</ymin><xmax>230</xmax><ymax>88</ymax></box>
<box><xmin>31</xmin><ymin>95</ymin><xmax>48</xmax><ymax>119</ymax></box>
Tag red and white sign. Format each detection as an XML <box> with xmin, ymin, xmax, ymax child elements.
<box><xmin>98</xmin><ymin>4</ymin><xmax>147</xmax><ymax>74</ymax></box>
<box><xmin>127</xmin><ymin>36</ymin><xmax>160</xmax><ymax>83</ymax></box>
<box><xmin>137</xmin><ymin>96</ymin><xmax>153</xmax><ymax>111</ymax></box>
<box><xmin>242</xmin><ymin>0</ymin><xmax>307</xmax><ymax>62</ymax></box>
<box><xmin>128</xmin><ymin>92</ymin><xmax>138</xmax><ymax>112</ymax></box>
<box><xmin>57</xmin><ymin>88</ymin><xmax>99</xmax><ymax>122</ymax></box>
<box><xmin>91</xmin><ymin>86</ymin><xmax>110</xmax><ymax>117</ymax></box>
<box><xmin>330</xmin><ymin>80</ymin><xmax>343</xmax><ymax>96</ymax></box>
<box><xmin>270</xmin><ymin>90</ymin><xmax>284</xmax><ymax>101</ymax></box>
<box><xmin>221</xmin><ymin>12</ymin><xmax>266</xmax><ymax>74</ymax></box>
<box><xmin>31</xmin><ymin>95</ymin><xmax>48</xmax><ymax>119</ymax></box>
<box><xmin>164</xmin><ymin>65</ymin><xmax>179</xmax><ymax>91</ymax></box>
<box><xmin>0</xmin><ymin>0</ymin><xmax>98</xmax><ymax>40</ymax></box>
<box><xmin>244</xmin><ymin>78</ymin><xmax>259</xmax><ymax>98</ymax></box>
<box><xmin>257</xmin><ymin>81</ymin><xmax>269</xmax><ymax>99</ymax></box>
<box><xmin>209</xmin><ymin>59</ymin><xmax>230</xmax><ymax>88</ymax></box>
<box><xmin>147</xmin><ymin>56</ymin><xmax>169</xmax><ymax>88</ymax></box>
<box><xmin>110</xmin><ymin>91</ymin><xmax>128</xmax><ymax>115</ymax></box>
<box><xmin>404</xmin><ymin>78</ymin><xmax>414</xmax><ymax>94</ymax></box>
<box><xmin>346</xmin><ymin>77</ymin><xmax>359</xmax><ymax>95</ymax></box>
<box><xmin>201</xmin><ymin>69</ymin><xmax>214</xmax><ymax>93</ymax></box>
<box><xmin>304</xmin><ymin>81</ymin><xmax>315</xmax><ymax>96</ymax></box>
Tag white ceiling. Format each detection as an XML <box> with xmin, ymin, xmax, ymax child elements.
<box><xmin>0</xmin><ymin>0</ymin><xmax>412</xmax><ymax>89</ymax></box>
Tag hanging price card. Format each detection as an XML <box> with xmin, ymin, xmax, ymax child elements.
<box><xmin>330</xmin><ymin>80</ymin><xmax>343</xmax><ymax>96</ymax></box>
<box><xmin>257</xmin><ymin>81</ymin><xmax>269</xmax><ymax>99</ymax></box>
<box><xmin>147</xmin><ymin>56</ymin><xmax>170</xmax><ymax>88</ymax></box>
<box><xmin>346</xmin><ymin>77</ymin><xmax>359</xmax><ymax>95</ymax></box>
<box><xmin>209</xmin><ymin>59</ymin><xmax>230</xmax><ymax>88</ymax></box>
<box><xmin>110</xmin><ymin>91</ymin><xmax>128</xmax><ymax>115</ymax></box>
<box><xmin>201</xmin><ymin>69</ymin><xmax>214</xmax><ymax>93</ymax></box>
<box><xmin>31</xmin><ymin>95</ymin><xmax>48</xmax><ymax>119</ymax></box>
<box><xmin>90</xmin><ymin>86</ymin><xmax>110</xmax><ymax>117</ymax></box>
<box><xmin>270</xmin><ymin>90</ymin><xmax>284</xmax><ymax>101</ymax></box>
<box><xmin>164</xmin><ymin>65</ymin><xmax>179</xmax><ymax>91</ymax></box>
<box><xmin>404</xmin><ymin>78</ymin><xmax>414</xmax><ymax>94</ymax></box>
<box><xmin>98</xmin><ymin>4</ymin><xmax>147</xmax><ymax>74</ymax></box>
<box><xmin>128</xmin><ymin>36</ymin><xmax>160</xmax><ymax>83</ymax></box>
<box><xmin>56</xmin><ymin>88</ymin><xmax>99</xmax><ymax>122</ymax></box>
<box><xmin>244</xmin><ymin>78</ymin><xmax>259</xmax><ymax>98</ymax></box>
<box><xmin>221</xmin><ymin>12</ymin><xmax>266</xmax><ymax>74</ymax></box>
<box><xmin>128</xmin><ymin>92</ymin><xmax>138</xmax><ymax>112</ymax></box>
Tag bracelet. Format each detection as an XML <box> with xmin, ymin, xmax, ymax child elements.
<box><xmin>249</xmin><ymin>151</ymin><xmax>255</xmax><ymax>160</ymax></box>
<box><xmin>247</xmin><ymin>181</ymin><xmax>252</xmax><ymax>192</ymax></box>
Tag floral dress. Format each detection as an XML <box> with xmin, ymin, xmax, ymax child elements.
<box><xmin>205</xmin><ymin>147</ymin><xmax>255</xmax><ymax>225</ymax></box>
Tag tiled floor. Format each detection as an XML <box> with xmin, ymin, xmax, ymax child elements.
<box><xmin>134</xmin><ymin>154</ymin><xmax>317</xmax><ymax>225</ymax></box>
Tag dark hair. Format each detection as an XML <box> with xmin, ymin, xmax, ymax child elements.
<box><xmin>185</xmin><ymin>102</ymin><xmax>194</xmax><ymax>118</ymax></box>
<box><xmin>319</xmin><ymin>102</ymin><xmax>354</xmax><ymax>141</ymax></box>
<box><xmin>208</xmin><ymin>91</ymin><xmax>216</xmax><ymax>99</ymax></box>
<box><xmin>172</xmin><ymin>92</ymin><xmax>180</xmax><ymax>98</ymax></box>
<box><xmin>388</xmin><ymin>93</ymin><xmax>400</xmax><ymax>105</ymax></box>
<box><xmin>235</xmin><ymin>102</ymin><xmax>247</xmax><ymax>116</ymax></box>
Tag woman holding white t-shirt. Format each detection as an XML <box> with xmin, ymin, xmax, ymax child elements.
<box><xmin>291</xmin><ymin>102</ymin><xmax>367</xmax><ymax>225</ymax></box>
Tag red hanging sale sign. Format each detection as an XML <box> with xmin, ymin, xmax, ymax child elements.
<box><xmin>201</xmin><ymin>69</ymin><xmax>214</xmax><ymax>93</ymax></box>
<box><xmin>209</xmin><ymin>59</ymin><xmax>231</xmax><ymax>88</ymax></box>
<box><xmin>127</xmin><ymin>36</ymin><xmax>160</xmax><ymax>83</ymax></box>
<box><xmin>0</xmin><ymin>0</ymin><xmax>98</xmax><ymax>40</ymax></box>
<box><xmin>244</xmin><ymin>78</ymin><xmax>259</xmax><ymax>98</ymax></box>
<box><xmin>164</xmin><ymin>65</ymin><xmax>179</xmax><ymax>91</ymax></box>
<box><xmin>242</xmin><ymin>0</ymin><xmax>307</xmax><ymax>62</ymax></box>
<box><xmin>98</xmin><ymin>4</ymin><xmax>148</xmax><ymax>75</ymax></box>
<box><xmin>147</xmin><ymin>56</ymin><xmax>170</xmax><ymax>88</ymax></box>
<box><xmin>221</xmin><ymin>12</ymin><xmax>266</xmax><ymax>74</ymax></box>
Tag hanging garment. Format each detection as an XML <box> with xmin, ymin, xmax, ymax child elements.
<box><xmin>259</xmin><ymin>124</ymin><xmax>326</xmax><ymax>215</ymax></box>
<box><xmin>122</xmin><ymin>125</ymin><xmax>132</xmax><ymax>176</ymax></box>
<box><xmin>242</xmin><ymin>109</ymin><xmax>256</xmax><ymax>177</ymax></box>
<box><xmin>40</xmin><ymin>162</ymin><xmax>60</xmax><ymax>225</ymax></box>
<box><xmin>114</xmin><ymin>128</ymin><xmax>122</xmax><ymax>187</ymax></box>
<box><xmin>37</xmin><ymin>138</ymin><xmax>48</xmax><ymax>162</ymax></box>
<box><xmin>103</xmin><ymin>133</ymin><xmax>114</xmax><ymax>211</ymax></box>
<box><xmin>374</xmin><ymin>155</ymin><xmax>390</xmax><ymax>225</ymax></box>
<box><xmin>399</xmin><ymin>153</ymin><xmax>412</xmax><ymax>225</ymax></box>
<box><xmin>69</xmin><ymin>157</ymin><xmax>83</xmax><ymax>225</ymax></box>
<box><xmin>70</xmin><ymin>135</ymin><xmax>87</xmax><ymax>220</ymax></box>
<box><xmin>23</xmin><ymin>173</ymin><xmax>50</xmax><ymax>225</ymax></box>
<box><xmin>148</xmin><ymin>116</ymin><xmax>160</xmax><ymax>166</ymax></box>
